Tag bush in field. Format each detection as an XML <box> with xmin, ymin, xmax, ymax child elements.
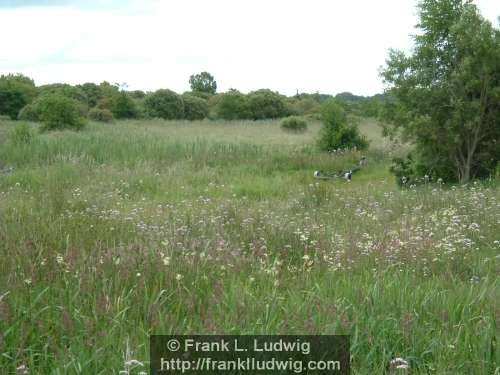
<box><xmin>37</xmin><ymin>94</ymin><xmax>85</xmax><ymax>131</ymax></box>
<box><xmin>182</xmin><ymin>94</ymin><xmax>208</xmax><ymax>120</ymax></box>
<box><xmin>318</xmin><ymin>99</ymin><xmax>368</xmax><ymax>151</ymax></box>
<box><xmin>247</xmin><ymin>89</ymin><xmax>288</xmax><ymax>120</ymax></box>
<box><xmin>0</xmin><ymin>74</ymin><xmax>37</xmax><ymax>119</ymax></box>
<box><xmin>108</xmin><ymin>91</ymin><xmax>137</xmax><ymax>119</ymax></box>
<box><xmin>10</xmin><ymin>122</ymin><xmax>35</xmax><ymax>145</ymax></box>
<box><xmin>212</xmin><ymin>90</ymin><xmax>250</xmax><ymax>120</ymax></box>
<box><xmin>280</xmin><ymin>116</ymin><xmax>308</xmax><ymax>133</ymax></box>
<box><xmin>144</xmin><ymin>89</ymin><xmax>184</xmax><ymax>119</ymax></box>
<box><xmin>96</xmin><ymin>92</ymin><xmax>136</xmax><ymax>119</ymax></box>
<box><xmin>89</xmin><ymin>108</ymin><xmax>114</xmax><ymax>123</ymax></box>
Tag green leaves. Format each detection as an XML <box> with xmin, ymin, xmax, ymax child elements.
<box><xmin>381</xmin><ymin>0</ymin><xmax>500</xmax><ymax>183</ymax></box>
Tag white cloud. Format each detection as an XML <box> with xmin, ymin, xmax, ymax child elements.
<box><xmin>0</xmin><ymin>0</ymin><xmax>498</xmax><ymax>96</ymax></box>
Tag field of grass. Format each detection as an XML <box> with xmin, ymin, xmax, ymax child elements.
<box><xmin>0</xmin><ymin>117</ymin><xmax>498</xmax><ymax>374</ymax></box>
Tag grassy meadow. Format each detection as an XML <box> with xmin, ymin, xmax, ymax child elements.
<box><xmin>0</xmin><ymin>117</ymin><xmax>498</xmax><ymax>374</ymax></box>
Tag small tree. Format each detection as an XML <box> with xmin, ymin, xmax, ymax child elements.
<box><xmin>144</xmin><ymin>89</ymin><xmax>184</xmax><ymax>119</ymax></box>
<box><xmin>381</xmin><ymin>0</ymin><xmax>500</xmax><ymax>183</ymax></box>
<box><xmin>189</xmin><ymin>72</ymin><xmax>217</xmax><ymax>95</ymax></box>
<box><xmin>37</xmin><ymin>94</ymin><xmax>85</xmax><ymax>131</ymax></box>
<box><xmin>318</xmin><ymin>99</ymin><xmax>368</xmax><ymax>151</ymax></box>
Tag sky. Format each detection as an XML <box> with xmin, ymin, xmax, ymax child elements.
<box><xmin>0</xmin><ymin>0</ymin><xmax>498</xmax><ymax>97</ymax></box>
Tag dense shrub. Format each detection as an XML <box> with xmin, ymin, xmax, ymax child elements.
<box><xmin>0</xmin><ymin>74</ymin><xmax>37</xmax><ymax>119</ymax></box>
<box><xmin>318</xmin><ymin>99</ymin><xmax>368</xmax><ymax>152</ymax></box>
<box><xmin>108</xmin><ymin>92</ymin><xmax>137</xmax><ymax>119</ymax></box>
<box><xmin>212</xmin><ymin>91</ymin><xmax>250</xmax><ymax>120</ymax></box>
<box><xmin>280</xmin><ymin>116</ymin><xmax>308</xmax><ymax>132</ymax></box>
<box><xmin>247</xmin><ymin>89</ymin><xmax>288</xmax><ymax>120</ymax></box>
<box><xmin>182</xmin><ymin>94</ymin><xmax>208</xmax><ymax>120</ymax></box>
<box><xmin>144</xmin><ymin>89</ymin><xmax>184</xmax><ymax>119</ymax></box>
<box><xmin>77</xmin><ymin>82</ymin><xmax>103</xmax><ymax>107</ymax></box>
<box><xmin>129</xmin><ymin>90</ymin><xmax>146</xmax><ymax>99</ymax></box>
<box><xmin>89</xmin><ymin>108</ymin><xmax>114</xmax><ymax>122</ymax></box>
<box><xmin>38</xmin><ymin>83</ymin><xmax>88</xmax><ymax>103</ymax></box>
<box><xmin>186</xmin><ymin>90</ymin><xmax>213</xmax><ymax>100</ymax></box>
<box><xmin>37</xmin><ymin>94</ymin><xmax>85</xmax><ymax>131</ymax></box>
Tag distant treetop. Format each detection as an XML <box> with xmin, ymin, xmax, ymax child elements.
<box><xmin>189</xmin><ymin>72</ymin><xmax>217</xmax><ymax>95</ymax></box>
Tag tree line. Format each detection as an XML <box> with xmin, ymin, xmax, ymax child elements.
<box><xmin>0</xmin><ymin>71</ymin><xmax>383</xmax><ymax>125</ymax></box>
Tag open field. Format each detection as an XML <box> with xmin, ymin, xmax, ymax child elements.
<box><xmin>0</xmin><ymin>118</ymin><xmax>499</xmax><ymax>374</ymax></box>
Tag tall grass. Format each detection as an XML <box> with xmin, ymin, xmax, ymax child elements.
<box><xmin>0</xmin><ymin>118</ymin><xmax>498</xmax><ymax>374</ymax></box>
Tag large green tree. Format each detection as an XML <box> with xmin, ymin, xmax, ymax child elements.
<box><xmin>189</xmin><ymin>71</ymin><xmax>217</xmax><ymax>95</ymax></box>
<box><xmin>381</xmin><ymin>0</ymin><xmax>500</xmax><ymax>183</ymax></box>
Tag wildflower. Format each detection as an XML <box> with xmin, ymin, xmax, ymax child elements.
<box><xmin>136</xmin><ymin>273</ymin><xmax>141</xmax><ymax>277</ymax></box>
<box><xmin>162</xmin><ymin>256</ymin><xmax>170</xmax><ymax>266</ymax></box>
<box><xmin>24</xmin><ymin>278</ymin><xmax>32</xmax><ymax>286</ymax></box>
<box><xmin>175</xmin><ymin>274</ymin><xmax>183</xmax><ymax>281</ymax></box>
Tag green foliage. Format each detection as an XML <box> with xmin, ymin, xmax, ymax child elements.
<box><xmin>182</xmin><ymin>94</ymin><xmax>208</xmax><ymax>120</ymax></box>
<box><xmin>0</xmin><ymin>73</ymin><xmax>37</xmax><ymax>119</ymax></box>
<box><xmin>38</xmin><ymin>83</ymin><xmax>88</xmax><ymax>103</ymax></box>
<box><xmin>288</xmin><ymin>97</ymin><xmax>321</xmax><ymax>116</ymax></box>
<box><xmin>144</xmin><ymin>89</ymin><xmax>184</xmax><ymax>120</ymax></box>
<box><xmin>17</xmin><ymin>102</ymin><xmax>41</xmax><ymax>122</ymax></box>
<box><xmin>381</xmin><ymin>0</ymin><xmax>500</xmax><ymax>183</ymax></box>
<box><xmin>280</xmin><ymin>116</ymin><xmax>308</xmax><ymax>133</ymax></box>
<box><xmin>189</xmin><ymin>71</ymin><xmax>217</xmax><ymax>95</ymax></box>
<box><xmin>186</xmin><ymin>90</ymin><xmax>213</xmax><ymax>101</ymax></box>
<box><xmin>77</xmin><ymin>82</ymin><xmax>103</xmax><ymax>107</ymax></box>
<box><xmin>318</xmin><ymin>99</ymin><xmax>368</xmax><ymax>151</ymax></box>
<box><xmin>247</xmin><ymin>89</ymin><xmax>289</xmax><ymax>120</ymax></box>
<box><xmin>212</xmin><ymin>90</ymin><xmax>250</xmax><ymax>120</ymax></box>
<box><xmin>88</xmin><ymin>108</ymin><xmax>114</xmax><ymax>123</ymax></box>
<box><xmin>128</xmin><ymin>90</ymin><xmax>146</xmax><ymax>99</ymax></box>
<box><xmin>10</xmin><ymin>122</ymin><xmax>35</xmax><ymax>145</ymax></box>
<box><xmin>108</xmin><ymin>92</ymin><xmax>137</xmax><ymax>119</ymax></box>
<box><xmin>37</xmin><ymin>94</ymin><xmax>85</xmax><ymax>131</ymax></box>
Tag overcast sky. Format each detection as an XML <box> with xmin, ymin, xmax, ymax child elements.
<box><xmin>0</xmin><ymin>0</ymin><xmax>498</xmax><ymax>96</ymax></box>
